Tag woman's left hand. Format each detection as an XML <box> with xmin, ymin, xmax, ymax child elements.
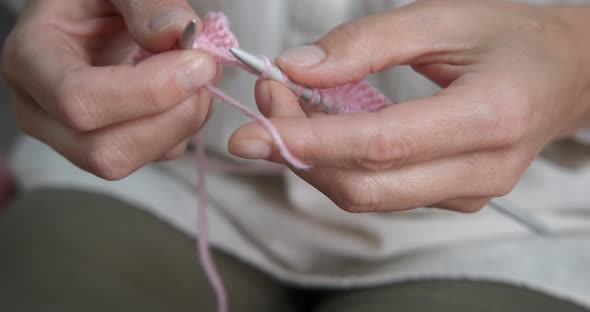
<box><xmin>228</xmin><ymin>0</ymin><xmax>590</xmax><ymax>213</ymax></box>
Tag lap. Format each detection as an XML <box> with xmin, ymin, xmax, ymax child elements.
<box><xmin>2</xmin><ymin>188</ymin><xmax>587</xmax><ymax>312</ymax></box>
<box><xmin>314</xmin><ymin>280</ymin><xmax>589</xmax><ymax>312</ymax></box>
<box><xmin>0</xmin><ymin>188</ymin><xmax>300</xmax><ymax>312</ymax></box>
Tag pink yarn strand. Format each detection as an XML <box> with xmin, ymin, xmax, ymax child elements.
<box><xmin>206</xmin><ymin>84</ymin><xmax>311</xmax><ymax>170</ymax></box>
<box><xmin>195</xmin><ymin>84</ymin><xmax>309</xmax><ymax>312</ymax></box>
<box><xmin>195</xmin><ymin>133</ymin><xmax>228</xmax><ymax>312</ymax></box>
<box><xmin>260</xmin><ymin>56</ymin><xmax>272</xmax><ymax>80</ymax></box>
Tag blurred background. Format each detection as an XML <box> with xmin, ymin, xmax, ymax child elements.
<box><xmin>0</xmin><ymin>4</ymin><xmax>17</xmax><ymax>206</ymax></box>
<box><xmin>0</xmin><ymin>3</ymin><xmax>18</xmax><ymax>152</ymax></box>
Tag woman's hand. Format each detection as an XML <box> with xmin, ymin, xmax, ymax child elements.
<box><xmin>229</xmin><ymin>0</ymin><xmax>590</xmax><ymax>213</ymax></box>
<box><xmin>1</xmin><ymin>0</ymin><xmax>217</xmax><ymax>180</ymax></box>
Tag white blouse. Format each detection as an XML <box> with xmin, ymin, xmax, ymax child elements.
<box><xmin>6</xmin><ymin>0</ymin><xmax>590</xmax><ymax>307</ymax></box>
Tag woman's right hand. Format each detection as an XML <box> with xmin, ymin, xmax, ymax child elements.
<box><xmin>230</xmin><ymin>1</ymin><xmax>590</xmax><ymax>213</ymax></box>
<box><xmin>1</xmin><ymin>0</ymin><xmax>217</xmax><ymax>180</ymax></box>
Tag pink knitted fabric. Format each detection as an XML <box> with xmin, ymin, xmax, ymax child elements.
<box><xmin>134</xmin><ymin>13</ymin><xmax>392</xmax><ymax>114</ymax></box>
<box><xmin>317</xmin><ymin>82</ymin><xmax>392</xmax><ymax>114</ymax></box>
<box><xmin>134</xmin><ymin>12</ymin><xmax>393</xmax><ymax>312</ymax></box>
<box><xmin>195</xmin><ymin>13</ymin><xmax>392</xmax><ymax>115</ymax></box>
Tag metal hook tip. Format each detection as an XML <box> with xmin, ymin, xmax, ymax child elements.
<box><xmin>229</xmin><ymin>47</ymin><xmax>266</xmax><ymax>74</ymax></box>
<box><xmin>180</xmin><ymin>19</ymin><xmax>198</xmax><ymax>50</ymax></box>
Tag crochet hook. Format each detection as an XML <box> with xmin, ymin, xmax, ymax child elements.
<box><xmin>229</xmin><ymin>47</ymin><xmax>321</xmax><ymax>107</ymax></box>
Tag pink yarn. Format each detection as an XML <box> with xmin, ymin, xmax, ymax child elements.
<box><xmin>195</xmin><ymin>13</ymin><xmax>392</xmax><ymax>115</ymax></box>
<box><xmin>318</xmin><ymin>81</ymin><xmax>392</xmax><ymax>114</ymax></box>
<box><xmin>134</xmin><ymin>12</ymin><xmax>393</xmax><ymax>312</ymax></box>
<box><xmin>206</xmin><ymin>84</ymin><xmax>311</xmax><ymax>170</ymax></box>
<box><xmin>260</xmin><ymin>56</ymin><xmax>273</xmax><ymax>80</ymax></box>
<box><xmin>194</xmin><ymin>132</ymin><xmax>228</xmax><ymax>312</ymax></box>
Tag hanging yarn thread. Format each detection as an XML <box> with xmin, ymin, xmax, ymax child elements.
<box><xmin>135</xmin><ymin>12</ymin><xmax>393</xmax><ymax>312</ymax></box>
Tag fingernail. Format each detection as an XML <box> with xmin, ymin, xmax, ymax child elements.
<box><xmin>257</xmin><ymin>82</ymin><xmax>272</xmax><ymax>114</ymax></box>
<box><xmin>230</xmin><ymin>141</ymin><xmax>272</xmax><ymax>160</ymax></box>
<box><xmin>177</xmin><ymin>56</ymin><xmax>217</xmax><ymax>92</ymax></box>
<box><xmin>278</xmin><ymin>45</ymin><xmax>326</xmax><ymax>67</ymax></box>
<box><xmin>150</xmin><ymin>7</ymin><xmax>194</xmax><ymax>32</ymax></box>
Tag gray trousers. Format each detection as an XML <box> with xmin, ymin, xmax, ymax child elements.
<box><xmin>0</xmin><ymin>189</ymin><xmax>587</xmax><ymax>312</ymax></box>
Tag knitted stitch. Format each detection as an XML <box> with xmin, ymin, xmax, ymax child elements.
<box><xmin>134</xmin><ymin>12</ymin><xmax>393</xmax><ymax>312</ymax></box>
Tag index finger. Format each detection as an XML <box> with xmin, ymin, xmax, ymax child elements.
<box><xmin>229</xmin><ymin>85</ymin><xmax>522</xmax><ymax>170</ymax></box>
<box><xmin>5</xmin><ymin>27</ymin><xmax>216</xmax><ymax>132</ymax></box>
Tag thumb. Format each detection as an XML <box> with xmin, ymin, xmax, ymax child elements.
<box><xmin>276</xmin><ymin>4</ymin><xmax>463</xmax><ymax>89</ymax></box>
<box><xmin>110</xmin><ymin>0</ymin><xmax>201</xmax><ymax>52</ymax></box>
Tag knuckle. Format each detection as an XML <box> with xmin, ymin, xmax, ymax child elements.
<box><xmin>140</xmin><ymin>71</ymin><xmax>171</xmax><ymax>112</ymax></box>
<box><xmin>515</xmin><ymin>7</ymin><xmax>547</xmax><ymax>35</ymax></box>
<box><xmin>332</xmin><ymin>21</ymin><xmax>362</xmax><ymax>44</ymax></box>
<box><xmin>467</xmin><ymin>101</ymin><xmax>498</xmax><ymax>138</ymax></box>
<box><xmin>326</xmin><ymin>20</ymin><xmax>370</xmax><ymax>58</ymax></box>
<box><xmin>297</xmin><ymin>119</ymin><xmax>322</xmax><ymax>164</ymax></box>
<box><xmin>471</xmin><ymin>91</ymin><xmax>532</xmax><ymax>147</ymax></box>
<box><xmin>484</xmin><ymin>92</ymin><xmax>533</xmax><ymax>148</ymax></box>
<box><xmin>333</xmin><ymin>176</ymin><xmax>382</xmax><ymax>213</ymax></box>
<box><xmin>490</xmin><ymin>165</ymin><xmax>521</xmax><ymax>198</ymax></box>
<box><xmin>141</xmin><ymin>83</ymin><xmax>165</xmax><ymax>111</ymax></box>
<box><xmin>459</xmin><ymin>202</ymin><xmax>487</xmax><ymax>214</ymax></box>
<box><xmin>177</xmin><ymin>98</ymin><xmax>203</xmax><ymax>133</ymax></box>
<box><xmin>501</xmin><ymin>95</ymin><xmax>533</xmax><ymax>146</ymax></box>
<box><xmin>84</xmin><ymin>141</ymin><xmax>132</xmax><ymax>181</ymax></box>
<box><xmin>360</xmin><ymin>129</ymin><xmax>408</xmax><ymax>170</ymax></box>
<box><xmin>162</xmin><ymin>147</ymin><xmax>186</xmax><ymax>161</ymax></box>
<box><xmin>491</xmin><ymin>177</ymin><xmax>518</xmax><ymax>198</ymax></box>
<box><xmin>162</xmin><ymin>140</ymin><xmax>191</xmax><ymax>161</ymax></box>
<box><xmin>55</xmin><ymin>72</ymin><xmax>95</xmax><ymax>131</ymax></box>
<box><xmin>466</xmin><ymin>150</ymin><xmax>524</xmax><ymax>199</ymax></box>
<box><xmin>412</xmin><ymin>1</ymin><xmax>464</xmax><ymax>34</ymax></box>
<box><xmin>440</xmin><ymin>198</ymin><xmax>490</xmax><ymax>214</ymax></box>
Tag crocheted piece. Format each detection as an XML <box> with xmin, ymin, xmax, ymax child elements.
<box><xmin>195</xmin><ymin>13</ymin><xmax>392</xmax><ymax>115</ymax></box>
<box><xmin>134</xmin><ymin>13</ymin><xmax>392</xmax><ymax>115</ymax></box>
<box><xmin>195</xmin><ymin>14</ymin><xmax>241</xmax><ymax>67</ymax></box>
<box><xmin>318</xmin><ymin>82</ymin><xmax>392</xmax><ymax>114</ymax></box>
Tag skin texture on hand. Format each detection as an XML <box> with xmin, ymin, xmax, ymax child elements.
<box><xmin>1</xmin><ymin>0</ymin><xmax>217</xmax><ymax>180</ymax></box>
<box><xmin>229</xmin><ymin>0</ymin><xmax>590</xmax><ymax>213</ymax></box>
